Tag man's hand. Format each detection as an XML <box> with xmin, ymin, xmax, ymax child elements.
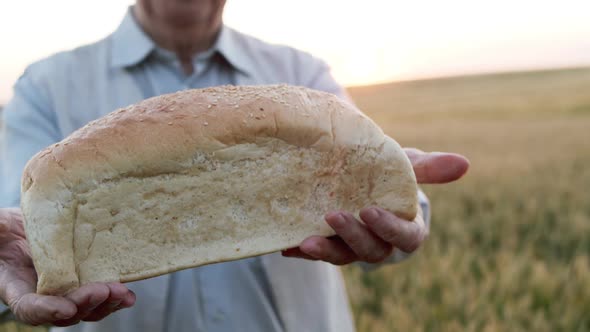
<box><xmin>0</xmin><ymin>208</ymin><xmax>136</xmax><ymax>326</ymax></box>
<box><xmin>282</xmin><ymin>148</ymin><xmax>469</xmax><ymax>265</ymax></box>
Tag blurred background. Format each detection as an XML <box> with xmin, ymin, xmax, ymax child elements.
<box><xmin>1</xmin><ymin>1</ymin><xmax>590</xmax><ymax>331</ymax></box>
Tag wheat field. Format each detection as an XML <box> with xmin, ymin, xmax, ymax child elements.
<box><xmin>344</xmin><ymin>67</ymin><xmax>590</xmax><ymax>331</ymax></box>
<box><xmin>1</xmin><ymin>68</ymin><xmax>589</xmax><ymax>332</ymax></box>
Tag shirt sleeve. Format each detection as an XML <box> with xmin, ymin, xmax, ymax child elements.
<box><xmin>303</xmin><ymin>58</ymin><xmax>432</xmax><ymax>267</ymax></box>
<box><xmin>0</xmin><ymin>68</ymin><xmax>61</xmax><ymax>208</ymax></box>
<box><xmin>301</xmin><ymin>58</ymin><xmax>352</xmax><ymax>102</ymax></box>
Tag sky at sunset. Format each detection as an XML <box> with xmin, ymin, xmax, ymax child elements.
<box><xmin>1</xmin><ymin>0</ymin><xmax>590</xmax><ymax>103</ymax></box>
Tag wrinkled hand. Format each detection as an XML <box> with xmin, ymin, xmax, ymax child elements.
<box><xmin>0</xmin><ymin>208</ymin><xmax>136</xmax><ymax>326</ymax></box>
<box><xmin>283</xmin><ymin>148</ymin><xmax>469</xmax><ymax>265</ymax></box>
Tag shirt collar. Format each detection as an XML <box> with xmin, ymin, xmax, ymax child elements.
<box><xmin>110</xmin><ymin>7</ymin><xmax>252</xmax><ymax>76</ymax></box>
<box><xmin>214</xmin><ymin>26</ymin><xmax>253</xmax><ymax>76</ymax></box>
<box><xmin>110</xmin><ymin>7</ymin><xmax>155</xmax><ymax>69</ymax></box>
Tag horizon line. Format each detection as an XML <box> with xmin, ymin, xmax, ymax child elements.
<box><xmin>1</xmin><ymin>64</ymin><xmax>589</xmax><ymax>106</ymax></box>
<box><xmin>345</xmin><ymin>63</ymin><xmax>590</xmax><ymax>89</ymax></box>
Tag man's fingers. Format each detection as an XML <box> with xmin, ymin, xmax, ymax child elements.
<box><xmin>282</xmin><ymin>248</ymin><xmax>319</xmax><ymax>261</ymax></box>
<box><xmin>299</xmin><ymin>236</ymin><xmax>358</xmax><ymax>265</ymax></box>
<box><xmin>66</xmin><ymin>283</ymin><xmax>110</xmax><ymax>306</ymax></box>
<box><xmin>404</xmin><ymin>148</ymin><xmax>469</xmax><ymax>184</ymax></box>
<box><xmin>0</xmin><ymin>215</ymin><xmax>25</xmax><ymax>241</ymax></box>
<box><xmin>325</xmin><ymin>212</ymin><xmax>393</xmax><ymax>263</ymax></box>
<box><xmin>54</xmin><ymin>283</ymin><xmax>110</xmax><ymax>324</ymax></box>
<box><xmin>360</xmin><ymin>207</ymin><xmax>427</xmax><ymax>253</ymax></box>
<box><xmin>82</xmin><ymin>299</ymin><xmax>123</xmax><ymax>322</ymax></box>
<box><xmin>0</xmin><ymin>220</ymin><xmax>10</xmax><ymax>237</ymax></box>
<box><xmin>82</xmin><ymin>283</ymin><xmax>135</xmax><ymax>322</ymax></box>
<box><xmin>11</xmin><ymin>293</ymin><xmax>76</xmax><ymax>326</ymax></box>
<box><xmin>53</xmin><ymin>282</ymin><xmax>133</xmax><ymax>324</ymax></box>
<box><xmin>105</xmin><ymin>283</ymin><xmax>129</xmax><ymax>302</ymax></box>
<box><xmin>65</xmin><ymin>283</ymin><xmax>110</xmax><ymax>312</ymax></box>
<box><xmin>119</xmin><ymin>289</ymin><xmax>136</xmax><ymax>309</ymax></box>
<box><xmin>53</xmin><ymin>318</ymin><xmax>82</xmax><ymax>327</ymax></box>
<box><xmin>4</xmin><ymin>277</ymin><xmax>77</xmax><ymax>325</ymax></box>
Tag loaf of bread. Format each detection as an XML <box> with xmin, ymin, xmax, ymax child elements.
<box><xmin>21</xmin><ymin>85</ymin><xmax>417</xmax><ymax>295</ymax></box>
